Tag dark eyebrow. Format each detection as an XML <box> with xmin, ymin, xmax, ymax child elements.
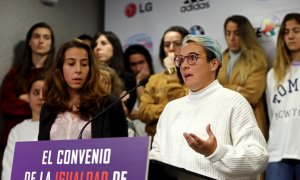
<box><xmin>81</xmin><ymin>58</ymin><xmax>89</xmax><ymax>62</ymax></box>
<box><xmin>65</xmin><ymin>58</ymin><xmax>76</xmax><ymax>61</ymax></box>
<box><xmin>187</xmin><ymin>52</ymin><xmax>199</xmax><ymax>55</ymax></box>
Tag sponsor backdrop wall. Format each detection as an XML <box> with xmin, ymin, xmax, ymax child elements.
<box><xmin>105</xmin><ymin>0</ymin><xmax>300</xmax><ymax>72</ymax></box>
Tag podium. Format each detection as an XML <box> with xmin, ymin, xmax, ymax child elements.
<box><xmin>12</xmin><ymin>137</ymin><xmax>151</xmax><ymax>180</ymax></box>
<box><xmin>148</xmin><ymin>159</ymin><xmax>216</xmax><ymax>180</ymax></box>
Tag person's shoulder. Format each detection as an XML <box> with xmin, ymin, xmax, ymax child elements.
<box><xmin>165</xmin><ymin>95</ymin><xmax>187</xmax><ymax>108</ymax></box>
<box><xmin>10</xmin><ymin>119</ymin><xmax>32</xmax><ymax>133</ymax></box>
<box><xmin>41</xmin><ymin>103</ymin><xmax>53</xmax><ymax>113</ymax></box>
<box><xmin>148</xmin><ymin>71</ymin><xmax>173</xmax><ymax>83</ymax></box>
<box><xmin>149</xmin><ymin>71</ymin><xmax>165</xmax><ymax>79</ymax></box>
<box><xmin>265</xmin><ymin>68</ymin><xmax>276</xmax><ymax>86</ymax></box>
<box><xmin>267</xmin><ymin>68</ymin><xmax>275</xmax><ymax>77</ymax></box>
<box><xmin>103</xmin><ymin>95</ymin><xmax>119</xmax><ymax>105</ymax></box>
<box><xmin>123</xmin><ymin>72</ymin><xmax>135</xmax><ymax>82</ymax></box>
<box><xmin>218</xmin><ymin>86</ymin><xmax>247</xmax><ymax>102</ymax></box>
<box><xmin>144</xmin><ymin>72</ymin><xmax>165</xmax><ymax>86</ymax></box>
<box><xmin>3</xmin><ymin>67</ymin><xmax>18</xmax><ymax>79</ymax></box>
<box><xmin>8</xmin><ymin>67</ymin><xmax>18</xmax><ymax>73</ymax></box>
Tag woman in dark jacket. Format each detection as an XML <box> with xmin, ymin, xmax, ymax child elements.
<box><xmin>38</xmin><ymin>40</ymin><xmax>128</xmax><ymax>140</ymax></box>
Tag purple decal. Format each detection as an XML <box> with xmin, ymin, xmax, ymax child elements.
<box><xmin>12</xmin><ymin>137</ymin><xmax>150</xmax><ymax>180</ymax></box>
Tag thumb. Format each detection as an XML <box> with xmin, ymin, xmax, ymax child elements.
<box><xmin>206</xmin><ymin>124</ymin><xmax>214</xmax><ymax>137</ymax></box>
<box><xmin>168</xmin><ymin>52</ymin><xmax>175</xmax><ymax>58</ymax></box>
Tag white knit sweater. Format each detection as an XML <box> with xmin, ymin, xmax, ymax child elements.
<box><xmin>150</xmin><ymin>80</ymin><xmax>268</xmax><ymax>180</ymax></box>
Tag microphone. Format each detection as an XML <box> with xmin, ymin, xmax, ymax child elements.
<box><xmin>78</xmin><ymin>78</ymin><xmax>149</xmax><ymax>139</ymax></box>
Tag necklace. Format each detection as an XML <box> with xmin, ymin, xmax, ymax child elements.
<box><xmin>291</xmin><ymin>60</ymin><xmax>300</xmax><ymax>66</ymax></box>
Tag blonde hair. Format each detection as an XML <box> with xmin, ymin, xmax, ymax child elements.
<box><xmin>98</xmin><ymin>64</ymin><xmax>124</xmax><ymax>97</ymax></box>
<box><xmin>273</xmin><ymin>13</ymin><xmax>300</xmax><ymax>86</ymax></box>
<box><xmin>224</xmin><ymin>15</ymin><xmax>267</xmax><ymax>85</ymax></box>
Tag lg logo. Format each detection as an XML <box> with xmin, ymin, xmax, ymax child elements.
<box><xmin>125</xmin><ymin>2</ymin><xmax>153</xmax><ymax>18</ymax></box>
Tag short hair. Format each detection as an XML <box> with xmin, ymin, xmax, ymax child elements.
<box><xmin>182</xmin><ymin>34</ymin><xmax>223</xmax><ymax>78</ymax></box>
<box><xmin>183</xmin><ymin>34</ymin><xmax>222</xmax><ymax>64</ymax></box>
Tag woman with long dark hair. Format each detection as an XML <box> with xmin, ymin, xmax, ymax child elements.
<box><xmin>139</xmin><ymin>26</ymin><xmax>189</xmax><ymax>137</ymax></box>
<box><xmin>38</xmin><ymin>40</ymin><xmax>128</xmax><ymax>140</ymax></box>
<box><xmin>0</xmin><ymin>22</ymin><xmax>55</xmax><ymax>149</ymax></box>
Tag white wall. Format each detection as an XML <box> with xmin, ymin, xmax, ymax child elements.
<box><xmin>0</xmin><ymin>0</ymin><xmax>104</xmax><ymax>174</ymax></box>
<box><xmin>0</xmin><ymin>0</ymin><xmax>103</xmax><ymax>84</ymax></box>
<box><xmin>104</xmin><ymin>0</ymin><xmax>300</xmax><ymax>72</ymax></box>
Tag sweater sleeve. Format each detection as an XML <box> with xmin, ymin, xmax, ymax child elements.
<box><xmin>0</xmin><ymin>68</ymin><xmax>31</xmax><ymax>118</ymax></box>
<box><xmin>224</xmin><ymin>64</ymin><xmax>267</xmax><ymax>106</ymax></box>
<box><xmin>206</xmin><ymin>95</ymin><xmax>268</xmax><ymax>178</ymax></box>
<box><xmin>2</xmin><ymin>126</ymin><xmax>17</xmax><ymax>180</ymax></box>
<box><xmin>149</xmin><ymin>104</ymin><xmax>167</xmax><ymax>161</ymax></box>
<box><xmin>265</xmin><ymin>69</ymin><xmax>274</xmax><ymax>121</ymax></box>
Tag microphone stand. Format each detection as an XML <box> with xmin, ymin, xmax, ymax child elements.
<box><xmin>78</xmin><ymin>78</ymin><xmax>148</xmax><ymax>139</ymax></box>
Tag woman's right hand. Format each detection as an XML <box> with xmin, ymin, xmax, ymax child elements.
<box><xmin>19</xmin><ymin>94</ymin><xmax>29</xmax><ymax>102</ymax></box>
<box><xmin>163</xmin><ymin>52</ymin><xmax>176</xmax><ymax>69</ymax></box>
<box><xmin>136</xmin><ymin>65</ymin><xmax>150</xmax><ymax>83</ymax></box>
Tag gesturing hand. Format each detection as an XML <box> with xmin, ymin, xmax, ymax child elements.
<box><xmin>183</xmin><ymin>124</ymin><xmax>217</xmax><ymax>157</ymax></box>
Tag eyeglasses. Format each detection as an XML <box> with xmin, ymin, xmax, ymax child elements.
<box><xmin>174</xmin><ymin>53</ymin><xmax>202</xmax><ymax>67</ymax></box>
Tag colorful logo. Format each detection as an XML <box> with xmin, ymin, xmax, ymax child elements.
<box><xmin>260</xmin><ymin>15</ymin><xmax>280</xmax><ymax>37</ymax></box>
<box><xmin>125</xmin><ymin>3</ymin><xmax>137</xmax><ymax>18</ymax></box>
<box><xmin>124</xmin><ymin>33</ymin><xmax>153</xmax><ymax>52</ymax></box>
<box><xmin>190</xmin><ymin>25</ymin><xmax>205</xmax><ymax>35</ymax></box>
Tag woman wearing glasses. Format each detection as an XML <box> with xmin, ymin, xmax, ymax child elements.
<box><xmin>217</xmin><ymin>15</ymin><xmax>269</xmax><ymax>139</ymax></box>
<box><xmin>150</xmin><ymin>34</ymin><xmax>268</xmax><ymax>180</ymax></box>
<box><xmin>139</xmin><ymin>26</ymin><xmax>189</xmax><ymax>137</ymax></box>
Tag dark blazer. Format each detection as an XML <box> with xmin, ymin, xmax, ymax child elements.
<box><xmin>38</xmin><ymin>95</ymin><xmax>128</xmax><ymax>140</ymax></box>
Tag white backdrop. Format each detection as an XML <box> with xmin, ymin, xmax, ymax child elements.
<box><xmin>105</xmin><ymin>0</ymin><xmax>300</xmax><ymax>72</ymax></box>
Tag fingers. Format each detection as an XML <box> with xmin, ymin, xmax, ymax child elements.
<box><xmin>164</xmin><ymin>54</ymin><xmax>176</xmax><ymax>69</ymax></box>
<box><xmin>120</xmin><ymin>91</ymin><xmax>130</xmax><ymax>102</ymax></box>
<box><xmin>183</xmin><ymin>132</ymin><xmax>204</xmax><ymax>154</ymax></box>
<box><xmin>183</xmin><ymin>132</ymin><xmax>203</xmax><ymax>146</ymax></box>
<box><xmin>183</xmin><ymin>124</ymin><xmax>217</xmax><ymax>156</ymax></box>
<box><xmin>136</xmin><ymin>67</ymin><xmax>150</xmax><ymax>82</ymax></box>
<box><xmin>189</xmin><ymin>133</ymin><xmax>201</xmax><ymax>141</ymax></box>
<box><xmin>183</xmin><ymin>132</ymin><xmax>195</xmax><ymax>146</ymax></box>
<box><xmin>183</xmin><ymin>132</ymin><xmax>193</xmax><ymax>142</ymax></box>
<box><xmin>168</xmin><ymin>52</ymin><xmax>175</xmax><ymax>58</ymax></box>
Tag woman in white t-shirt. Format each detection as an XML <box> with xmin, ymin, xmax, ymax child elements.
<box><xmin>2</xmin><ymin>77</ymin><xmax>45</xmax><ymax>180</ymax></box>
<box><xmin>265</xmin><ymin>13</ymin><xmax>300</xmax><ymax>180</ymax></box>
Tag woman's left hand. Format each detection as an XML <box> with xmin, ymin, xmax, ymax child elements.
<box><xmin>183</xmin><ymin>124</ymin><xmax>217</xmax><ymax>157</ymax></box>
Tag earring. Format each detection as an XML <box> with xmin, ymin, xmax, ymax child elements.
<box><xmin>211</xmin><ymin>68</ymin><xmax>214</xmax><ymax>72</ymax></box>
